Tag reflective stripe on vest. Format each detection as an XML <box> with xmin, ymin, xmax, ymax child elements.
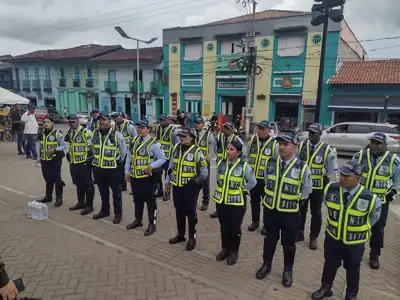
<box><xmin>196</xmin><ymin>130</ymin><xmax>210</xmax><ymax>157</ymax></box>
<box><xmin>156</xmin><ymin>125</ymin><xmax>173</xmax><ymax>160</ymax></box>
<box><xmin>92</xmin><ymin>128</ymin><xmax>118</xmax><ymax>169</ymax></box>
<box><xmin>216</xmin><ymin>134</ymin><xmax>237</xmax><ymax>160</ymax></box>
<box><xmin>262</xmin><ymin>157</ymin><xmax>307</xmax><ymax>213</ymax></box>
<box><xmin>357</xmin><ymin>149</ymin><xmax>395</xmax><ymax>204</ymax></box>
<box><xmin>248</xmin><ymin>135</ymin><xmax>276</xmax><ymax>179</ymax></box>
<box><xmin>170</xmin><ymin>144</ymin><xmax>198</xmax><ymax>187</ymax></box>
<box><xmin>68</xmin><ymin>126</ymin><xmax>88</xmax><ymax>164</ymax></box>
<box><xmin>89</xmin><ymin>118</ymin><xmax>99</xmax><ymax>132</ymax></box>
<box><xmin>118</xmin><ymin>121</ymin><xmax>132</xmax><ymax>144</ymax></box>
<box><xmin>212</xmin><ymin>159</ymin><xmax>246</xmax><ymax>206</ymax></box>
<box><xmin>129</xmin><ymin>136</ymin><xmax>156</xmax><ymax>179</ymax></box>
<box><xmin>40</xmin><ymin>129</ymin><xmax>59</xmax><ymax>161</ymax></box>
<box><xmin>324</xmin><ymin>183</ymin><xmax>376</xmax><ymax>245</ymax></box>
<box><xmin>299</xmin><ymin>140</ymin><xmax>330</xmax><ymax>190</ymax></box>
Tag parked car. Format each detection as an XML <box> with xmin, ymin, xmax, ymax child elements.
<box><xmin>297</xmin><ymin>122</ymin><xmax>400</xmax><ymax>155</ymax></box>
<box><xmin>269</xmin><ymin>122</ymin><xmax>279</xmax><ymax>138</ymax></box>
<box><xmin>76</xmin><ymin>111</ymin><xmax>89</xmax><ymax>125</ymax></box>
<box><xmin>34</xmin><ymin>107</ymin><xmax>49</xmax><ymax>126</ymax></box>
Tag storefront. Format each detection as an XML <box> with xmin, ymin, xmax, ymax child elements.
<box><xmin>268</xmin><ymin>94</ymin><xmax>302</xmax><ymax>132</ymax></box>
<box><xmin>216</xmin><ymin>80</ymin><xmax>247</xmax><ymax>121</ymax></box>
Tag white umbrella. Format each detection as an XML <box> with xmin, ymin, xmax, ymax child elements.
<box><xmin>0</xmin><ymin>87</ymin><xmax>29</xmax><ymax>105</ymax></box>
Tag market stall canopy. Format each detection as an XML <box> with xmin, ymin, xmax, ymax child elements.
<box><xmin>0</xmin><ymin>87</ymin><xmax>29</xmax><ymax>104</ymax></box>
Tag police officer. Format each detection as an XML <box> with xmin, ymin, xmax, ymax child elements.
<box><xmin>154</xmin><ymin>114</ymin><xmax>179</xmax><ymax>198</ymax></box>
<box><xmin>297</xmin><ymin>123</ymin><xmax>338</xmax><ymax>249</ymax></box>
<box><xmin>311</xmin><ymin>161</ymin><xmax>382</xmax><ymax>300</ymax></box>
<box><xmin>65</xmin><ymin>115</ymin><xmax>96</xmax><ymax>215</ymax></box>
<box><xmin>247</xmin><ymin>120</ymin><xmax>279</xmax><ymax>234</ymax></box>
<box><xmin>256</xmin><ymin>134</ymin><xmax>312</xmax><ymax>287</ymax></box>
<box><xmin>87</xmin><ymin>108</ymin><xmax>100</xmax><ymax>132</ymax></box>
<box><xmin>125</xmin><ymin>119</ymin><xmax>166</xmax><ymax>236</ymax></box>
<box><xmin>91</xmin><ymin>113</ymin><xmax>127</xmax><ymax>224</ymax></box>
<box><xmin>351</xmin><ymin>132</ymin><xmax>400</xmax><ymax>269</ymax></box>
<box><xmin>37</xmin><ymin>117</ymin><xmax>65</xmax><ymax>207</ymax></box>
<box><xmin>165</xmin><ymin>128</ymin><xmax>208</xmax><ymax>251</ymax></box>
<box><xmin>213</xmin><ymin>140</ymin><xmax>256</xmax><ymax>265</ymax></box>
<box><xmin>193</xmin><ymin>117</ymin><xmax>216</xmax><ymax>211</ymax></box>
<box><xmin>211</xmin><ymin>121</ymin><xmax>247</xmax><ymax>218</ymax></box>
<box><xmin>112</xmin><ymin>112</ymin><xmax>137</xmax><ymax>192</ymax></box>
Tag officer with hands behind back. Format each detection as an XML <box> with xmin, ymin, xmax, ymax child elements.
<box><xmin>351</xmin><ymin>132</ymin><xmax>400</xmax><ymax>269</ymax></box>
<box><xmin>65</xmin><ymin>115</ymin><xmax>95</xmax><ymax>215</ymax></box>
<box><xmin>213</xmin><ymin>140</ymin><xmax>257</xmax><ymax>265</ymax></box>
<box><xmin>165</xmin><ymin>128</ymin><xmax>208</xmax><ymax>251</ymax></box>
<box><xmin>256</xmin><ymin>134</ymin><xmax>312</xmax><ymax>288</ymax></box>
<box><xmin>311</xmin><ymin>161</ymin><xmax>382</xmax><ymax>300</ymax></box>
<box><xmin>125</xmin><ymin>119</ymin><xmax>166</xmax><ymax>236</ymax></box>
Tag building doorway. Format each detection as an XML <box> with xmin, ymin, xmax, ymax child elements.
<box><xmin>125</xmin><ymin>97</ymin><xmax>131</xmax><ymax>117</ymax></box>
<box><xmin>155</xmin><ymin>98</ymin><xmax>163</xmax><ymax>117</ymax></box>
<box><xmin>110</xmin><ymin>97</ymin><xmax>116</xmax><ymax>112</ymax></box>
<box><xmin>275</xmin><ymin>100</ymin><xmax>299</xmax><ymax>132</ymax></box>
<box><xmin>221</xmin><ymin>96</ymin><xmax>246</xmax><ymax>122</ymax></box>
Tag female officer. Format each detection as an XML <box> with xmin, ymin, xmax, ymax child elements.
<box><xmin>165</xmin><ymin>128</ymin><xmax>208</xmax><ymax>251</ymax></box>
<box><xmin>212</xmin><ymin>140</ymin><xmax>257</xmax><ymax>265</ymax></box>
<box><xmin>37</xmin><ymin>117</ymin><xmax>65</xmax><ymax>207</ymax></box>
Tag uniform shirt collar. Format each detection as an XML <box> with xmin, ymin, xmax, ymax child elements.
<box><xmin>342</xmin><ymin>184</ymin><xmax>361</xmax><ymax>196</ymax></box>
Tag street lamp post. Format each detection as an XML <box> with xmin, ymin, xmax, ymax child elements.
<box><xmin>114</xmin><ymin>26</ymin><xmax>157</xmax><ymax>121</ymax></box>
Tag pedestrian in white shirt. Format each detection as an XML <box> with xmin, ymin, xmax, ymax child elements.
<box><xmin>21</xmin><ymin>103</ymin><xmax>38</xmax><ymax>159</ymax></box>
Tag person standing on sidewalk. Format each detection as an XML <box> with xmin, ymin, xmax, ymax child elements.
<box><xmin>125</xmin><ymin>119</ymin><xmax>166</xmax><ymax>236</ymax></box>
<box><xmin>91</xmin><ymin>113</ymin><xmax>127</xmax><ymax>224</ymax></box>
<box><xmin>165</xmin><ymin>128</ymin><xmax>208</xmax><ymax>251</ymax></box>
<box><xmin>256</xmin><ymin>134</ymin><xmax>312</xmax><ymax>287</ymax></box>
<box><xmin>154</xmin><ymin>114</ymin><xmax>179</xmax><ymax>199</ymax></box>
<box><xmin>297</xmin><ymin>123</ymin><xmax>337</xmax><ymax>249</ymax></box>
<box><xmin>193</xmin><ymin>117</ymin><xmax>216</xmax><ymax>211</ymax></box>
<box><xmin>311</xmin><ymin>161</ymin><xmax>382</xmax><ymax>300</ymax></box>
<box><xmin>21</xmin><ymin>103</ymin><xmax>38</xmax><ymax>160</ymax></box>
<box><xmin>112</xmin><ymin>112</ymin><xmax>137</xmax><ymax>192</ymax></box>
<box><xmin>213</xmin><ymin>140</ymin><xmax>256</xmax><ymax>265</ymax></box>
<box><xmin>37</xmin><ymin>117</ymin><xmax>65</xmax><ymax>207</ymax></box>
<box><xmin>10</xmin><ymin>104</ymin><xmax>25</xmax><ymax>155</ymax></box>
<box><xmin>0</xmin><ymin>260</ymin><xmax>19</xmax><ymax>300</ymax></box>
<box><xmin>247</xmin><ymin>120</ymin><xmax>278</xmax><ymax>235</ymax></box>
<box><xmin>65</xmin><ymin>115</ymin><xmax>96</xmax><ymax>215</ymax></box>
<box><xmin>351</xmin><ymin>132</ymin><xmax>400</xmax><ymax>270</ymax></box>
<box><xmin>87</xmin><ymin>108</ymin><xmax>100</xmax><ymax>132</ymax></box>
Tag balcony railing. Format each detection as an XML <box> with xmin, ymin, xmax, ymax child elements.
<box><xmin>150</xmin><ymin>80</ymin><xmax>164</xmax><ymax>96</ymax></box>
<box><xmin>86</xmin><ymin>78</ymin><xmax>94</xmax><ymax>88</ymax></box>
<box><xmin>129</xmin><ymin>81</ymin><xmax>144</xmax><ymax>93</ymax></box>
<box><xmin>0</xmin><ymin>81</ymin><xmax>13</xmax><ymax>90</ymax></box>
<box><xmin>22</xmin><ymin>79</ymin><xmax>30</xmax><ymax>92</ymax></box>
<box><xmin>32</xmin><ymin>79</ymin><xmax>41</xmax><ymax>92</ymax></box>
<box><xmin>43</xmin><ymin>79</ymin><xmax>52</xmax><ymax>92</ymax></box>
<box><xmin>73</xmin><ymin>79</ymin><xmax>81</xmax><ymax>88</ymax></box>
<box><xmin>104</xmin><ymin>81</ymin><xmax>117</xmax><ymax>93</ymax></box>
<box><xmin>59</xmin><ymin>78</ymin><xmax>66</xmax><ymax>87</ymax></box>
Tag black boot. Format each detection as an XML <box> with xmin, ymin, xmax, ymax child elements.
<box><xmin>309</xmin><ymin>236</ymin><xmax>318</xmax><ymax>250</ymax></box>
<box><xmin>296</xmin><ymin>231</ymin><xmax>305</xmax><ymax>242</ymax></box>
<box><xmin>126</xmin><ymin>219</ymin><xmax>143</xmax><ymax>230</ymax></box>
<box><xmin>82</xmin><ymin>186</ymin><xmax>95</xmax><ymax>215</ymax></box>
<box><xmin>344</xmin><ymin>295</ymin><xmax>357</xmax><ymax>300</ymax></box>
<box><xmin>209</xmin><ymin>211</ymin><xmax>218</xmax><ymax>218</ymax></box>
<box><xmin>311</xmin><ymin>285</ymin><xmax>333</xmax><ymax>300</ymax></box>
<box><xmin>186</xmin><ymin>238</ymin><xmax>196</xmax><ymax>251</ymax></box>
<box><xmin>144</xmin><ymin>224</ymin><xmax>156</xmax><ymax>236</ymax></box>
<box><xmin>38</xmin><ymin>196</ymin><xmax>52</xmax><ymax>203</ymax></box>
<box><xmin>113</xmin><ymin>215</ymin><xmax>122</xmax><ymax>224</ymax></box>
<box><xmin>200</xmin><ymin>204</ymin><xmax>208</xmax><ymax>211</ymax></box>
<box><xmin>227</xmin><ymin>252</ymin><xmax>238</xmax><ymax>265</ymax></box>
<box><xmin>247</xmin><ymin>221</ymin><xmax>259</xmax><ymax>232</ymax></box>
<box><xmin>260</xmin><ymin>227</ymin><xmax>267</xmax><ymax>235</ymax></box>
<box><xmin>216</xmin><ymin>249</ymin><xmax>229</xmax><ymax>261</ymax></box>
<box><xmin>54</xmin><ymin>196</ymin><xmax>63</xmax><ymax>207</ymax></box>
<box><xmin>69</xmin><ymin>202</ymin><xmax>85</xmax><ymax>211</ymax></box>
<box><xmin>169</xmin><ymin>234</ymin><xmax>186</xmax><ymax>244</ymax></box>
<box><xmin>369</xmin><ymin>256</ymin><xmax>380</xmax><ymax>269</ymax></box>
<box><xmin>282</xmin><ymin>270</ymin><xmax>293</xmax><ymax>287</ymax></box>
<box><xmin>81</xmin><ymin>206</ymin><xmax>94</xmax><ymax>215</ymax></box>
<box><xmin>93</xmin><ymin>211</ymin><xmax>110</xmax><ymax>220</ymax></box>
<box><xmin>256</xmin><ymin>263</ymin><xmax>271</xmax><ymax>280</ymax></box>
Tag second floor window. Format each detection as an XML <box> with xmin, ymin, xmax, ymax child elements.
<box><xmin>87</xmin><ymin>67</ymin><xmax>93</xmax><ymax>79</ymax></box>
<box><xmin>15</xmin><ymin>68</ymin><xmax>19</xmax><ymax>81</ymax></box>
<box><xmin>73</xmin><ymin>66</ymin><xmax>80</xmax><ymax>79</ymax></box>
<box><xmin>45</xmin><ymin>67</ymin><xmax>51</xmax><ymax>79</ymax></box>
<box><xmin>133</xmin><ymin>70</ymin><xmax>143</xmax><ymax>82</ymax></box>
<box><xmin>34</xmin><ymin>67</ymin><xmax>39</xmax><ymax>79</ymax></box>
<box><xmin>184</xmin><ymin>43</ymin><xmax>202</xmax><ymax>60</ymax></box>
<box><xmin>24</xmin><ymin>68</ymin><xmax>29</xmax><ymax>80</ymax></box>
<box><xmin>221</xmin><ymin>41</ymin><xmax>244</xmax><ymax>55</ymax></box>
<box><xmin>277</xmin><ymin>35</ymin><xmax>305</xmax><ymax>57</ymax></box>
<box><xmin>60</xmin><ymin>67</ymin><xmax>65</xmax><ymax>79</ymax></box>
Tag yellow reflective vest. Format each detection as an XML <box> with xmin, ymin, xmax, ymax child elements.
<box><xmin>156</xmin><ymin>124</ymin><xmax>174</xmax><ymax>160</ymax></box>
<box><xmin>129</xmin><ymin>136</ymin><xmax>157</xmax><ymax>179</ymax></box>
<box><xmin>195</xmin><ymin>129</ymin><xmax>211</xmax><ymax>157</ymax></box>
<box><xmin>248</xmin><ymin>135</ymin><xmax>277</xmax><ymax>179</ymax></box>
<box><xmin>40</xmin><ymin>129</ymin><xmax>60</xmax><ymax>161</ymax></box>
<box><xmin>92</xmin><ymin>128</ymin><xmax>118</xmax><ymax>169</ymax></box>
<box><xmin>216</xmin><ymin>133</ymin><xmax>238</xmax><ymax>161</ymax></box>
<box><xmin>170</xmin><ymin>144</ymin><xmax>203</xmax><ymax>187</ymax></box>
<box><xmin>66</xmin><ymin>125</ymin><xmax>90</xmax><ymax>164</ymax></box>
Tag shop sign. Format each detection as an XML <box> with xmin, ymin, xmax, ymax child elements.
<box><xmin>218</xmin><ymin>82</ymin><xmax>247</xmax><ymax>90</ymax></box>
<box><xmin>216</xmin><ymin>53</ymin><xmax>248</xmax><ymax>71</ymax></box>
<box><xmin>281</xmin><ymin>77</ymin><xmax>293</xmax><ymax>89</ymax></box>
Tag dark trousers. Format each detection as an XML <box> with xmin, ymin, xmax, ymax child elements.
<box><xmin>16</xmin><ymin>131</ymin><xmax>25</xmax><ymax>153</ymax></box>
<box><xmin>25</xmin><ymin>134</ymin><xmax>37</xmax><ymax>158</ymax></box>
<box><xmin>155</xmin><ymin>160</ymin><xmax>169</xmax><ymax>193</ymax></box>
<box><xmin>172</xmin><ymin>184</ymin><xmax>198</xmax><ymax>238</ymax></box>
<box><xmin>70</xmin><ymin>163</ymin><xmax>95</xmax><ymax>207</ymax></box>
<box><xmin>41</xmin><ymin>158</ymin><xmax>63</xmax><ymax>198</ymax></box>
<box><xmin>249</xmin><ymin>179</ymin><xmax>266</xmax><ymax>223</ymax></box>
<box><xmin>321</xmin><ymin>235</ymin><xmax>364</xmax><ymax>297</ymax></box>
<box><xmin>370</xmin><ymin>196</ymin><xmax>390</xmax><ymax>258</ymax></box>
<box><xmin>118</xmin><ymin>158</ymin><xmax>127</xmax><ymax>189</ymax></box>
<box><xmin>262</xmin><ymin>209</ymin><xmax>299</xmax><ymax>270</ymax></box>
<box><xmin>131</xmin><ymin>176</ymin><xmax>157</xmax><ymax>225</ymax></box>
<box><xmin>216</xmin><ymin>203</ymin><xmax>246</xmax><ymax>253</ymax></box>
<box><xmin>198</xmin><ymin>162</ymin><xmax>211</xmax><ymax>205</ymax></box>
<box><xmin>94</xmin><ymin>167</ymin><xmax>122</xmax><ymax>216</ymax></box>
<box><xmin>299</xmin><ymin>189</ymin><xmax>324</xmax><ymax>238</ymax></box>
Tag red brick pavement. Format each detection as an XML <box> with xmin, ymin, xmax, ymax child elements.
<box><xmin>0</xmin><ymin>142</ymin><xmax>399</xmax><ymax>300</ymax></box>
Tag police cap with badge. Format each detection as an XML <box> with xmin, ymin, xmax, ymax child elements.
<box><xmin>338</xmin><ymin>161</ymin><xmax>363</xmax><ymax>177</ymax></box>
<box><xmin>275</xmin><ymin>134</ymin><xmax>299</xmax><ymax>145</ymax></box>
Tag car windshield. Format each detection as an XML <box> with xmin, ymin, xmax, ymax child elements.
<box><xmin>369</xmin><ymin>125</ymin><xmax>400</xmax><ymax>134</ymax></box>
<box><xmin>35</xmin><ymin>109</ymin><xmax>47</xmax><ymax>115</ymax></box>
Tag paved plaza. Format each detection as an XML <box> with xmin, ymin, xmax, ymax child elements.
<box><xmin>0</xmin><ymin>137</ymin><xmax>399</xmax><ymax>300</ymax></box>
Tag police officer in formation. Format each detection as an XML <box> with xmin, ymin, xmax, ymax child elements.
<box><xmin>297</xmin><ymin>123</ymin><xmax>338</xmax><ymax>249</ymax></box>
<box><xmin>154</xmin><ymin>114</ymin><xmax>179</xmax><ymax>199</ymax></box>
<box><xmin>125</xmin><ymin>119</ymin><xmax>166</xmax><ymax>236</ymax></box>
<box><xmin>65</xmin><ymin>115</ymin><xmax>95</xmax><ymax>215</ymax></box>
<box><xmin>112</xmin><ymin>112</ymin><xmax>137</xmax><ymax>192</ymax></box>
<box><xmin>165</xmin><ymin>128</ymin><xmax>208</xmax><ymax>251</ymax></box>
<box><xmin>256</xmin><ymin>134</ymin><xmax>312</xmax><ymax>288</ymax></box>
<box><xmin>312</xmin><ymin>161</ymin><xmax>382</xmax><ymax>300</ymax></box>
<box><xmin>351</xmin><ymin>132</ymin><xmax>400</xmax><ymax>269</ymax></box>
<box><xmin>247</xmin><ymin>120</ymin><xmax>278</xmax><ymax>235</ymax></box>
<box><xmin>193</xmin><ymin>117</ymin><xmax>216</xmax><ymax>211</ymax></box>
<box><xmin>87</xmin><ymin>108</ymin><xmax>100</xmax><ymax>132</ymax></box>
<box><xmin>91</xmin><ymin>113</ymin><xmax>127</xmax><ymax>224</ymax></box>
<box><xmin>211</xmin><ymin>121</ymin><xmax>247</xmax><ymax>218</ymax></box>
<box><xmin>212</xmin><ymin>140</ymin><xmax>256</xmax><ymax>265</ymax></box>
<box><xmin>37</xmin><ymin>117</ymin><xmax>66</xmax><ymax>207</ymax></box>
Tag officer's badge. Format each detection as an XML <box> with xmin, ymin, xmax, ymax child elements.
<box><xmin>291</xmin><ymin>168</ymin><xmax>300</xmax><ymax>179</ymax></box>
<box><xmin>267</xmin><ymin>163</ymin><xmax>275</xmax><ymax>174</ymax></box>
<box><xmin>107</xmin><ymin>139</ymin><xmax>113</xmax><ymax>145</ymax></box>
<box><xmin>139</xmin><ymin>149</ymin><xmax>146</xmax><ymax>155</ymax></box>
<box><xmin>76</xmin><ymin>136</ymin><xmax>82</xmax><ymax>143</ymax></box>
<box><xmin>251</xmin><ymin>145</ymin><xmax>257</xmax><ymax>152</ymax></box>
<box><xmin>105</xmin><ymin>149</ymin><xmax>112</xmax><ymax>155</ymax></box>
<box><xmin>357</xmin><ymin>198</ymin><xmax>369</xmax><ymax>211</ymax></box>
<box><xmin>315</xmin><ymin>156</ymin><xmax>323</xmax><ymax>164</ymax></box>
<box><xmin>264</xmin><ymin>148</ymin><xmax>271</xmax><ymax>156</ymax></box>
<box><xmin>378</xmin><ymin>166</ymin><xmax>389</xmax><ymax>176</ymax></box>
<box><xmin>200</xmin><ymin>141</ymin><xmax>206</xmax><ymax>146</ymax></box>
<box><xmin>233</xmin><ymin>167</ymin><xmax>242</xmax><ymax>176</ymax></box>
<box><xmin>49</xmin><ymin>135</ymin><xmax>55</xmax><ymax>141</ymax></box>
<box><xmin>299</xmin><ymin>152</ymin><xmax>307</xmax><ymax>161</ymax></box>
<box><xmin>187</xmin><ymin>153</ymin><xmax>194</xmax><ymax>161</ymax></box>
<box><xmin>327</xmin><ymin>193</ymin><xmax>337</xmax><ymax>202</ymax></box>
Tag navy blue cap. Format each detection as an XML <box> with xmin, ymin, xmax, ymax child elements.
<box><xmin>111</xmin><ymin>112</ymin><xmax>124</xmax><ymax>117</ymax></box>
<box><xmin>178</xmin><ymin>127</ymin><xmax>195</xmax><ymax>138</ymax></box>
<box><xmin>275</xmin><ymin>134</ymin><xmax>299</xmax><ymax>145</ymax></box>
<box><xmin>91</xmin><ymin>108</ymin><xmax>99</xmax><ymax>113</ymax></box>
<box><xmin>257</xmin><ymin>120</ymin><xmax>270</xmax><ymax>129</ymax></box>
<box><xmin>67</xmin><ymin>114</ymin><xmax>78</xmax><ymax>121</ymax></box>
<box><xmin>98</xmin><ymin>113</ymin><xmax>110</xmax><ymax>120</ymax></box>
<box><xmin>194</xmin><ymin>117</ymin><xmax>204</xmax><ymax>124</ymax></box>
<box><xmin>338</xmin><ymin>161</ymin><xmax>363</xmax><ymax>176</ymax></box>
<box><xmin>369</xmin><ymin>132</ymin><xmax>387</xmax><ymax>143</ymax></box>
<box><xmin>308</xmin><ymin>123</ymin><xmax>323</xmax><ymax>133</ymax></box>
<box><xmin>159</xmin><ymin>114</ymin><xmax>168</xmax><ymax>121</ymax></box>
<box><xmin>223</xmin><ymin>122</ymin><xmax>234</xmax><ymax>130</ymax></box>
<box><xmin>136</xmin><ymin>119</ymin><xmax>149</xmax><ymax>127</ymax></box>
<box><xmin>28</xmin><ymin>103</ymin><xmax>36</xmax><ymax>109</ymax></box>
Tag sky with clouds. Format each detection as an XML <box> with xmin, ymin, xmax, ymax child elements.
<box><xmin>0</xmin><ymin>0</ymin><xmax>399</xmax><ymax>58</ymax></box>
